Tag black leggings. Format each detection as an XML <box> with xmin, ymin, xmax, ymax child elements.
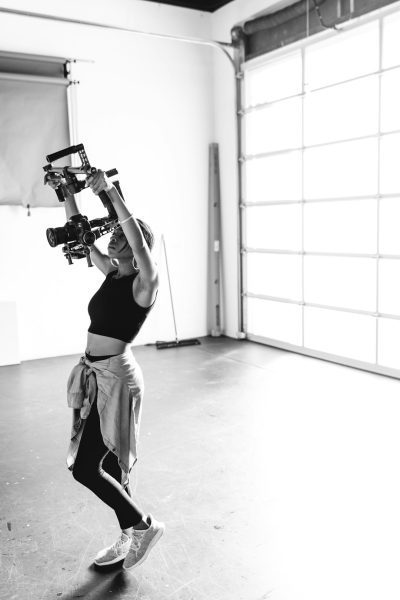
<box><xmin>72</xmin><ymin>394</ymin><xmax>144</xmax><ymax>530</ymax></box>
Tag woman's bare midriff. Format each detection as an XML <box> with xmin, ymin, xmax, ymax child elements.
<box><xmin>86</xmin><ymin>331</ymin><xmax>131</xmax><ymax>356</ymax></box>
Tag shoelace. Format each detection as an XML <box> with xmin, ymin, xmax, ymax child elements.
<box><xmin>129</xmin><ymin>529</ymin><xmax>147</xmax><ymax>553</ymax></box>
<box><xmin>113</xmin><ymin>534</ymin><xmax>130</xmax><ymax>553</ymax></box>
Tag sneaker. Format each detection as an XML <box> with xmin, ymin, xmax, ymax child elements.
<box><xmin>123</xmin><ymin>514</ymin><xmax>165</xmax><ymax>570</ymax></box>
<box><xmin>94</xmin><ymin>532</ymin><xmax>132</xmax><ymax>566</ymax></box>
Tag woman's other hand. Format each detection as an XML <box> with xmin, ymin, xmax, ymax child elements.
<box><xmin>87</xmin><ymin>170</ymin><xmax>113</xmax><ymax>195</ymax></box>
<box><xmin>45</xmin><ymin>173</ymin><xmax>63</xmax><ymax>190</ymax></box>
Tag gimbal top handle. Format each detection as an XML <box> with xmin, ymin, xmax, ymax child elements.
<box><xmin>46</xmin><ymin>143</ymin><xmax>85</xmax><ymax>164</ymax></box>
<box><xmin>46</xmin><ymin>143</ymin><xmax>121</xmax><ymax>221</ymax></box>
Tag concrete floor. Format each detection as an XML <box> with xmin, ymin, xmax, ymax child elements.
<box><xmin>1</xmin><ymin>336</ymin><xmax>400</xmax><ymax>600</ymax></box>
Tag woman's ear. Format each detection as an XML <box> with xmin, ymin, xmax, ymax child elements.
<box><xmin>110</xmin><ymin>258</ymin><xmax>119</xmax><ymax>267</ymax></box>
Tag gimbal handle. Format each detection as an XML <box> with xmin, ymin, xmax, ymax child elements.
<box><xmin>99</xmin><ymin>191</ymin><xmax>117</xmax><ymax>220</ymax></box>
<box><xmin>98</xmin><ymin>180</ymin><xmax>124</xmax><ymax>221</ymax></box>
<box><xmin>46</xmin><ymin>144</ymin><xmax>85</xmax><ymax>163</ymax></box>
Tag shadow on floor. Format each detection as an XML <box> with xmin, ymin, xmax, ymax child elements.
<box><xmin>61</xmin><ymin>563</ymin><xmax>138</xmax><ymax>600</ymax></box>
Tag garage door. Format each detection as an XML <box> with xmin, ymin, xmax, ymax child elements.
<box><xmin>241</xmin><ymin>8</ymin><xmax>400</xmax><ymax>377</ymax></box>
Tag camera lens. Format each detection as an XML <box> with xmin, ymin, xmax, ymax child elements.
<box><xmin>46</xmin><ymin>227</ymin><xmax>68</xmax><ymax>247</ymax></box>
<box><xmin>82</xmin><ymin>230</ymin><xmax>96</xmax><ymax>246</ymax></box>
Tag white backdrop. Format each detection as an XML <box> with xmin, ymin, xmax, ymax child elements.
<box><xmin>0</xmin><ymin>78</ymin><xmax>69</xmax><ymax>207</ymax></box>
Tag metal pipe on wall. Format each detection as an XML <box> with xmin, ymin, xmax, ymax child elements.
<box><xmin>0</xmin><ymin>6</ymin><xmax>235</xmax><ymax>67</ymax></box>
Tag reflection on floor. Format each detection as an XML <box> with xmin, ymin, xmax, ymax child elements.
<box><xmin>1</xmin><ymin>336</ymin><xmax>400</xmax><ymax>600</ymax></box>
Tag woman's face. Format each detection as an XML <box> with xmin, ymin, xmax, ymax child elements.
<box><xmin>107</xmin><ymin>227</ymin><xmax>133</xmax><ymax>259</ymax></box>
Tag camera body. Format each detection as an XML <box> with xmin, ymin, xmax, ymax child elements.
<box><xmin>46</xmin><ymin>214</ymin><xmax>96</xmax><ymax>248</ymax></box>
<box><xmin>44</xmin><ymin>144</ymin><xmax>121</xmax><ymax>266</ymax></box>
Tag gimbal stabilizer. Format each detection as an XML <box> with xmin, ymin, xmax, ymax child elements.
<box><xmin>44</xmin><ymin>144</ymin><xmax>121</xmax><ymax>267</ymax></box>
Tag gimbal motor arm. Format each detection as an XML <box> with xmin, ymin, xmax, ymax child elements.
<box><xmin>44</xmin><ymin>143</ymin><xmax>124</xmax><ymax>266</ymax></box>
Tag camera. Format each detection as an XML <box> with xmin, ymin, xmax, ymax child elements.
<box><xmin>46</xmin><ymin>214</ymin><xmax>97</xmax><ymax>248</ymax></box>
<box><xmin>44</xmin><ymin>144</ymin><xmax>121</xmax><ymax>266</ymax></box>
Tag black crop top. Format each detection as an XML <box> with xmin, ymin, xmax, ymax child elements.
<box><xmin>88</xmin><ymin>270</ymin><xmax>155</xmax><ymax>343</ymax></box>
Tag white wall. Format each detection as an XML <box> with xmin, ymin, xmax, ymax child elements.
<box><xmin>0</xmin><ymin>0</ymin><xmax>286</xmax><ymax>364</ymax></box>
<box><xmin>211</xmin><ymin>0</ymin><xmax>285</xmax><ymax>339</ymax></box>
<box><xmin>0</xmin><ymin>0</ymin><xmax>215</xmax><ymax>362</ymax></box>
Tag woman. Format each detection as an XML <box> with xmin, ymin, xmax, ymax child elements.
<box><xmin>49</xmin><ymin>169</ymin><xmax>164</xmax><ymax>570</ymax></box>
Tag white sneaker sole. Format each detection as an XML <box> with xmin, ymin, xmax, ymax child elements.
<box><xmin>94</xmin><ymin>551</ymin><xmax>129</xmax><ymax>566</ymax></box>
<box><xmin>123</xmin><ymin>525</ymin><xmax>165</xmax><ymax>571</ymax></box>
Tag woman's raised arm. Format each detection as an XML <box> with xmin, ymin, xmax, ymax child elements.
<box><xmin>87</xmin><ymin>170</ymin><xmax>158</xmax><ymax>288</ymax></box>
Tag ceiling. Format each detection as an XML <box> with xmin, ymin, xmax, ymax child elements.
<box><xmin>141</xmin><ymin>0</ymin><xmax>234</xmax><ymax>12</ymax></box>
